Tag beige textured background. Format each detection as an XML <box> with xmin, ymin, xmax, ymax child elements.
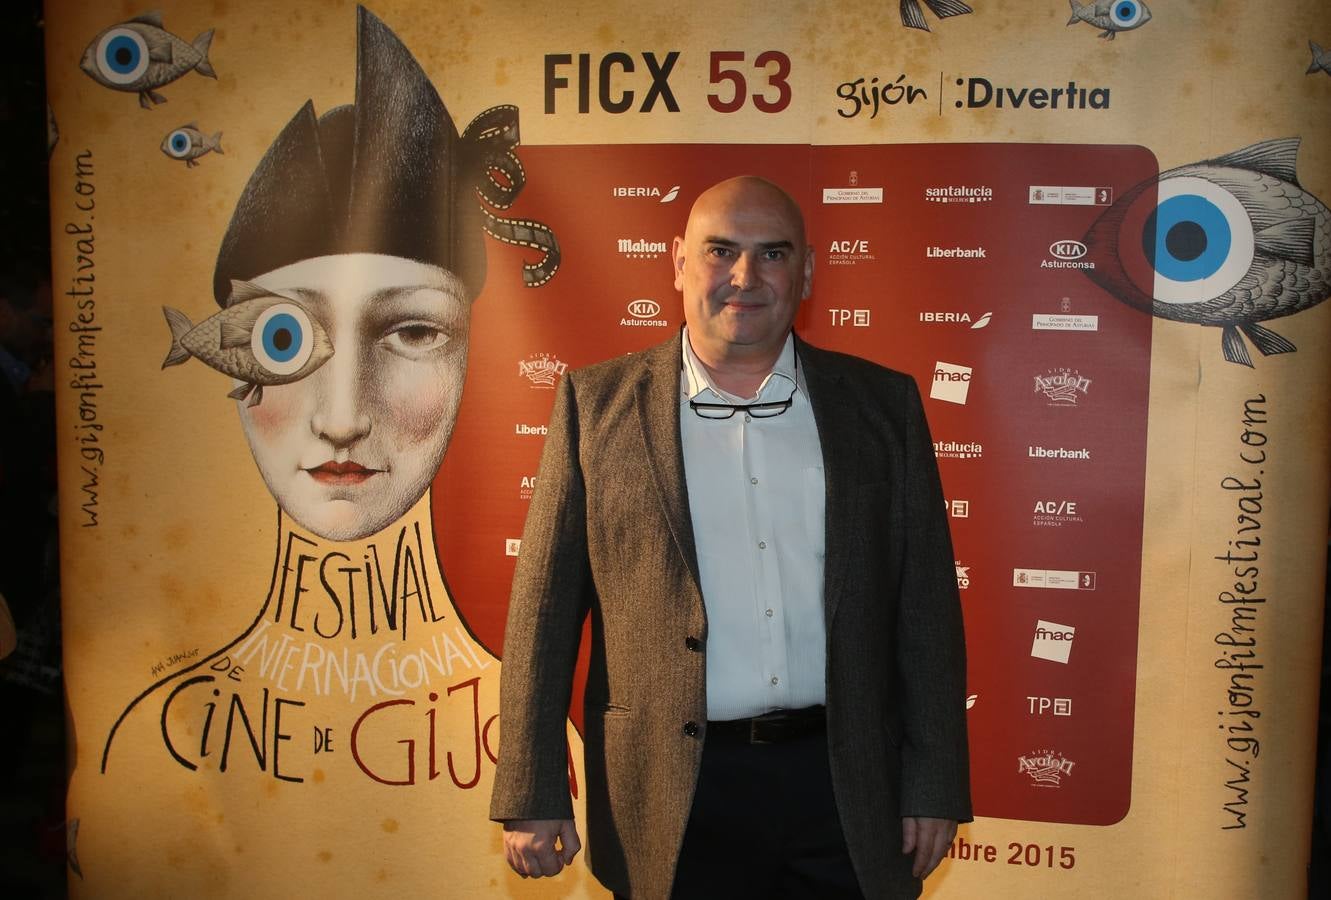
<box><xmin>47</xmin><ymin>1</ymin><xmax>1329</xmax><ymax>896</ymax></box>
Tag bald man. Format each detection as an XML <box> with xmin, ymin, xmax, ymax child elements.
<box><xmin>491</xmin><ymin>177</ymin><xmax>971</xmax><ymax>899</ymax></box>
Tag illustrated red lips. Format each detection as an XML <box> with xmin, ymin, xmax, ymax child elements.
<box><xmin>305</xmin><ymin>460</ymin><xmax>381</xmax><ymax>485</ymax></box>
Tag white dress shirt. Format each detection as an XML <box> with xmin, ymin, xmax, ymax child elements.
<box><xmin>680</xmin><ymin>329</ymin><xmax>827</xmax><ymax>720</ymax></box>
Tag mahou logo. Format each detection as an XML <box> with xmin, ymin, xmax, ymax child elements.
<box><xmin>617</xmin><ymin>238</ymin><xmax>669</xmax><ymax>259</ymax></box>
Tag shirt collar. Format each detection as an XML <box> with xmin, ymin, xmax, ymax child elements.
<box><xmin>680</xmin><ymin>327</ymin><xmax>799</xmax><ymax>404</ymax></box>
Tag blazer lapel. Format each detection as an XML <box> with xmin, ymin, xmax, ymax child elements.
<box><xmin>634</xmin><ymin>333</ymin><xmax>703</xmax><ymax>595</ymax></box>
<box><xmin>796</xmin><ymin>336</ymin><xmax>857</xmax><ymax>626</ymax></box>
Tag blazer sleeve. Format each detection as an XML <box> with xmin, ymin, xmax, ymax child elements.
<box><xmin>489</xmin><ymin>375</ymin><xmax>592</xmax><ymax>822</ymax></box>
<box><xmin>895</xmin><ymin>376</ymin><xmax>973</xmax><ymax>822</ymax></box>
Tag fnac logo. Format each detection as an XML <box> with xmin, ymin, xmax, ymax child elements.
<box><xmin>1049</xmin><ymin>239</ymin><xmax>1087</xmax><ymax>260</ymax></box>
<box><xmin>627</xmin><ymin>299</ymin><xmax>661</xmax><ymax>319</ymax></box>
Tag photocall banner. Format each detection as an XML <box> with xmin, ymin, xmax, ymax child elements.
<box><xmin>45</xmin><ymin>1</ymin><xmax>1329</xmax><ymax>897</ymax></box>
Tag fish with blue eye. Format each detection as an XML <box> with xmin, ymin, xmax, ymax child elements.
<box><xmin>161</xmin><ymin>123</ymin><xmax>223</xmax><ymax>167</ymax></box>
<box><xmin>161</xmin><ymin>282</ymin><xmax>334</xmax><ymax>406</ymax></box>
<box><xmin>1067</xmin><ymin>0</ymin><xmax>1152</xmax><ymax>40</ymax></box>
<box><xmin>1081</xmin><ymin>138</ymin><xmax>1330</xmax><ymax>367</ymax></box>
<box><xmin>1309</xmin><ymin>41</ymin><xmax>1331</xmax><ymax>78</ymax></box>
<box><xmin>899</xmin><ymin>0</ymin><xmax>973</xmax><ymax>31</ymax></box>
<box><xmin>79</xmin><ymin>11</ymin><xmax>216</xmax><ymax>110</ymax></box>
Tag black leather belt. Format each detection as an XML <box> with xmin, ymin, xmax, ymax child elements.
<box><xmin>706</xmin><ymin>706</ymin><xmax>826</xmax><ymax>744</ymax></box>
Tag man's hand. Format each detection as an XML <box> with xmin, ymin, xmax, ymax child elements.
<box><xmin>901</xmin><ymin>815</ymin><xmax>957</xmax><ymax>880</ymax></box>
<box><xmin>502</xmin><ymin>819</ymin><xmax>581</xmax><ymax>878</ymax></box>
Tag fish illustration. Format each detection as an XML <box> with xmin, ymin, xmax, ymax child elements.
<box><xmin>79</xmin><ymin>11</ymin><xmax>216</xmax><ymax>109</ymax></box>
<box><xmin>1308</xmin><ymin>41</ymin><xmax>1331</xmax><ymax>77</ymax></box>
<box><xmin>161</xmin><ymin>123</ymin><xmax>223</xmax><ymax>167</ymax></box>
<box><xmin>900</xmin><ymin>0</ymin><xmax>973</xmax><ymax>31</ymax></box>
<box><xmin>1082</xmin><ymin>138</ymin><xmax>1330</xmax><ymax>366</ymax></box>
<box><xmin>1067</xmin><ymin>0</ymin><xmax>1152</xmax><ymax>40</ymax></box>
<box><xmin>162</xmin><ymin>282</ymin><xmax>334</xmax><ymax>405</ymax></box>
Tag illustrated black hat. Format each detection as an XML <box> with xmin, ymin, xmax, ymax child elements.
<box><xmin>214</xmin><ymin>6</ymin><xmax>556</xmax><ymax>305</ymax></box>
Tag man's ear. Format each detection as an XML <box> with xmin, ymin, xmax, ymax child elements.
<box><xmin>671</xmin><ymin>236</ymin><xmax>687</xmax><ymax>291</ymax></box>
<box><xmin>801</xmin><ymin>244</ymin><xmax>814</xmax><ymax>299</ymax></box>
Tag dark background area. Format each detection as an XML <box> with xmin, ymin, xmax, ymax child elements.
<box><xmin>2</xmin><ymin>4</ymin><xmax>1328</xmax><ymax>898</ymax></box>
<box><xmin>1</xmin><ymin>3</ymin><xmax>63</xmax><ymax>898</ymax></box>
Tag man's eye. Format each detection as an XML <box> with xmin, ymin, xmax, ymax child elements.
<box><xmin>763</xmin><ymin>249</ymin><xmax>786</xmax><ymax>261</ymax></box>
<box><xmin>707</xmin><ymin>246</ymin><xmax>734</xmax><ymax>258</ymax></box>
<box><xmin>383</xmin><ymin>324</ymin><xmax>450</xmax><ymax>354</ymax></box>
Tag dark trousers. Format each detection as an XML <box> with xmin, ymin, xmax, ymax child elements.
<box><xmin>665</xmin><ymin>726</ymin><xmax>864</xmax><ymax>899</ymax></box>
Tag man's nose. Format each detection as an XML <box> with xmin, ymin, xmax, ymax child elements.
<box><xmin>730</xmin><ymin>252</ymin><xmax>759</xmax><ymax>290</ymax></box>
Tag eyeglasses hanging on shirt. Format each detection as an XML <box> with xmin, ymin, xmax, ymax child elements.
<box><xmin>687</xmin><ymin>352</ymin><xmax>799</xmax><ymax>420</ymax></box>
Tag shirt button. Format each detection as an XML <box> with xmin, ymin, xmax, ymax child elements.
<box><xmin>683</xmin><ymin>721</ymin><xmax>700</xmax><ymax>737</ymax></box>
<box><xmin>758</xmin><ymin>541</ymin><xmax>767</xmax><ymax>550</ymax></box>
<box><xmin>750</xmin><ymin>477</ymin><xmax>758</xmax><ymax>485</ymax></box>
<box><xmin>765</xmin><ymin>608</ymin><xmax>774</xmax><ymax>617</ymax></box>
<box><xmin>744</xmin><ymin>414</ymin><xmax>752</xmax><ymax>423</ymax></box>
<box><xmin>685</xmin><ymin>636</ymin><xmax>702</xmax><ymax>652</ymax></box>
<box><xmin>770</xmin><ymin>676</ymin><xmax>779</xmax><ymax>686</ymax></box>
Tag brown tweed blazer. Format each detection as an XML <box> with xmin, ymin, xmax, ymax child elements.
<box><xmin>490</xmin><ymin>332</ymin><xmax>971</xmax><ymax>899</ymax></box>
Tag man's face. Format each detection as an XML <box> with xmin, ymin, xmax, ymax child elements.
<box><xmin>671</xmin><ymin>178</ymin><xmax>813</xmax><ymax>366</ymax></box>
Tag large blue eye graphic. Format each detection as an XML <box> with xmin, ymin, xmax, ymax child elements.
<box><xmin>164</xmin><ymin>129</ymin><xmax>193</xmax><ymax>159</ymax></box>
<box><xmin>251</xmin><ymin>303</ymin><xmax>315</xmax><ymax>376</ymax></box>
<box><xmin>1141</xmin><ymin>176</ymin><xmax>1254</xmax><ymax>305</ymax></box>
<box><xmin>95</xmin><ymin>28</ymin><xmax>150</xmax><ymax>85</ymax></box>
<box><xmin>1111</xmin><ymin>1</ymin><xmax>1145</xmax><ymax>27</ymax></box>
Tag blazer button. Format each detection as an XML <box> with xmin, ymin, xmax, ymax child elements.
<box><xmin>683</xmin><ymin>721</ymin><xmax>700</xmax><ymax>737</ymax></box>
<box><xmin>685</xmin><ymin>636</ymin><xmax>702</xmax><ymax>652</ymax></box>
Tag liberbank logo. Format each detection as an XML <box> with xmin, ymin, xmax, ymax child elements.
<box><xmin>927</xmin><ymin>245</ymin><xmax>987</xmax><ymax>259</ymax></box>
<box><xmin>930</xmin><ymin>362</ymin><xmax>973</xmax><ymax>404</ymax></box>
<box><xmin>1028</xmin><ymin>444</ymin><xmax>1090</xmax><ymax>460</ymax></box>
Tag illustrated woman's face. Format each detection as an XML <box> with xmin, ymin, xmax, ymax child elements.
<box><xmin>238</xmin><ymin>253</ymin><xmax>471</xmax><ymax>541</ymax></box>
